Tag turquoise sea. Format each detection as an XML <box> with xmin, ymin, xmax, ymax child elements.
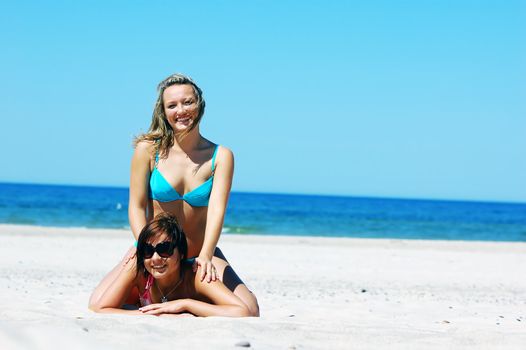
<box><xmin>0</xmin><ymin>182</ymin><xmax>525</xmax><ymax>241</ymax></box>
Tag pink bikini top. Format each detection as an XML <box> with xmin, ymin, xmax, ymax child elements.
<box><xmin>139</xmin><ymin>274</ymin><xmax>155</xmax><ymax>306</ymax></box>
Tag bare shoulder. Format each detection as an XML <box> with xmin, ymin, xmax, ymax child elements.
<box><xmin>192</xmin><ymin>266</ymin><xmax>216</xmax><ymax>292</ymax></box>
<box><xmin>215</xmin><ymin>145</ymin><xmax>234</xmax><ymax>163</ymax></box>
<box><xmin>135</xmin><ymin>139</ymin><xmax>156</xmax><ymax>153</ymax></box>
<box><xmin>191</xmin><ymin>265</ymin><xmax>240</xmax><ymax>306</ymax></box>
<box><xmin>134</xmin><ymin>140</ymin><xmax>156</xmax><ymax>160</ymax></box>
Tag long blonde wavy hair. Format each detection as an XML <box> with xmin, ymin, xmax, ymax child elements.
<box><xmin>134</xmin><ymin>73</ymin><xmax>206</xmax><ymax>157</ymax></box>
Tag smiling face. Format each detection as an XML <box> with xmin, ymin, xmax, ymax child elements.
<box><xmin>136</xmin><ymin>214</ymin><xmax>188</xmax><ymax>279</ymax></box>
<box><xmin>162</xmin><ymin>84</ymin><xmax>200</xmax><ymax>133</ymax></box>
<box><xmin>143</xmin><ymin>233</ymin><xmax>181</xmax><ymax>280</ymax></box>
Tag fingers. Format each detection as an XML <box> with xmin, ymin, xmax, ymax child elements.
<box><xmin>210</xmin><ymin>264</ymin><xmax>218</xmax><ymax>282</ymax></box>
<box><xmin>122</xmin><ymin>246</ymin><xmax>137</xmax><ymax>267</ymax></box>
<box><xmin>204</xmin><ymin>262</ymin><xmax>216</xmax><ymax>282</ymax></box>
<box><xmin>210</xmin><ymin>266</ymin><xmax>216</xmax><ymax>282</ymax></box>
<box><xmin>195</xmin><ymin>258</ymin><xmax>218</xmax><ymax>283</ymax></box>
<box><xmin>140</xmin><ymin>301</ymin><xmax>183</xmax><ymax>315</ymax></box>
<box><xmin>139</xmin><ymin>303</ymin><xmax>160</xmax><ymax>312</ymax></box>
<box><xmin>197</xmin><ymin>259</ymin><xmax>205</xmax><ymax>281</ymax></box>
<box><xmin>139</xmin><ymin>304</ymin><xmax>164</xmax><ymax>315</ymax></box>
<box><xmin>143</xmin><ymin>309</ymin><xmax>163</xmax><ymax>315</ymax></box>
<box><xmin>206</xmin><ymin>262</ymin><xmax>213</xmax><ymax>283</ymax></box>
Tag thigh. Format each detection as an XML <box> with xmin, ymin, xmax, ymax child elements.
<box><xmin>212</xmin><ymin>247</ymin><xmax>260</xmax><ymax>316</ymax></box>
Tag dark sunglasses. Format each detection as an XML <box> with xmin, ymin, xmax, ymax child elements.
<box><xmin>143</xmin><ymin>241</ymin><xmax>175</xmax><ymax>259</ymax></box>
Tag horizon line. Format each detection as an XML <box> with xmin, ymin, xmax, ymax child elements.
<box><xmin>1</xmin><ymin>180</ymin><xmax>524</xmax><ymax>206</ymax></box>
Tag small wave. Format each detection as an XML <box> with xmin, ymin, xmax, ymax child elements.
<box><xmin>222</xmin><ymin>225</ymin><xmax>258</xmax><ymax>235</ymax></box>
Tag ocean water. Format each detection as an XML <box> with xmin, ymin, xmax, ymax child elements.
<box><xmin>0</xmin><ymin>182</ymin><xmax>525</xmax><ymax>241</ymax></box>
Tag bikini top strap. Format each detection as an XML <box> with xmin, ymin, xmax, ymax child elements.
<box><xmin>145</xmin><ymin>274</ymin><xmax>154</xmax><ymax>290</ymax></box>
<box><xmin>154</xmin><ymin>151</ymin><xmax>159</xmax><ymax>167</ymax></box>
<box><xmin>211</xmin><ymin>145</ymin><xmax>219</xmax><ymax>173</ymax></box>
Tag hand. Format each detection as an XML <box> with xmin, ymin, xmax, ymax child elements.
<box><xmin>193</xmin><ymin>255</ymin><xmax>218</xmax><ymax>283</ymax></box>
<box><xmin>139</xmin><ymin>300</ymin><xmax>186</xmax><ymax>316</ymax></box>
<box><xmin>121</xmin><ymin>245</ymin><xmax>137</xmax><ymax>267</ymax></box>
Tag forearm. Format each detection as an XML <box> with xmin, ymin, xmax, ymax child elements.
<box><xmin>200</xmin><ymin>146</ymin><xmax>234</xmax><ymax>259</ymax></box>
<box><xmin>95</xmin><ymin>308</ymin><xmax>144</xmax><ymax>315</ymax></box>
<box><xmin>181</xmin><ymin>299</ymin><xmax>250</xmax><ymax>317</ymax></box>
<box><xmin>200</xmin><ymin>207</ymin><xmax>225</xmax><ymax>258</ymax></box>
<box><xmin>129</xmin><ymin>206</ymin><xmax>148</xmax><ymax>240</ymax></box>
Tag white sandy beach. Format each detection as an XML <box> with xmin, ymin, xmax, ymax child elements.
<box><xmin>0</xmin><ymin>224</ymin><xmax>525</xmax><ymax>349</ymax></box>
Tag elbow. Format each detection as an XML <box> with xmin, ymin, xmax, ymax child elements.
<box><xmin>216</xmin><ymin>304</ymin><xmax>251</xmax><ymax>318</ymax></box>
<box><xmin>88</xmin><ymin>302</ymin><xmax>103</xmax><ymax>313</ymax></box>
<box><xmin>88</xmin><ymin>294</ymin><xmax>100</xmax><ymax>312</ymax></box>
<box><xmin>88</xmin><ymin>296</ymin><xmax>109</xmax><ymax>313</ymax></box>
<box><xmin>89</xmin><ymin>303</ymin><xmax>114</xmax><ymax>314</ymax></box>
<box><xmin>207</xmin><ymin>206</ymin><xmax>225</xmax><ymax>220</ymax></box>
<box><xmin>234</xmin><ymin>304</ymin><xmax>252</xmax><ymax>318</ymax></box>
<box><xmin>226</xmin><ymin>297</ymin><xmax>259</xmax><ymax>317</ymax></box>
<box><xmin>239</xmin><ymin>308</ymin><xmax>251</xmax><ymax>318</ymax></box>
<box><xmin>128</xmin><ymin>205</ymin><xmax>146</xmax><ymax>220</ymax></box>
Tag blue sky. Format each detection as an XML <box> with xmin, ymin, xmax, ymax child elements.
<box><xmin>1</xmin><ymin>1</ymin><xmax>525</xmax><ymax>202</ymax></box>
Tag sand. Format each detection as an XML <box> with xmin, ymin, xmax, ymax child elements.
<box><xmin>0</xmin><ymin>224</ymin><xmax>525</xmax><ymax>349</ymax></box>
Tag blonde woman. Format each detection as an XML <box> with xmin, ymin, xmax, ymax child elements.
<box><xmin>89</xmin><ymin>73</ymin><xmax>259</xmax><ymax>316</ymax></box>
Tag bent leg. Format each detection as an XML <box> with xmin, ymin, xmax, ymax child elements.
<box><xmin>213</xmin><ymin>248</ymin><xmax>260</xmax><ymax>317</ymax></box>
<box><xmin>88</xmin><ymin>245</ymin><xmax>136</xmax><ymax>309</ymax></box>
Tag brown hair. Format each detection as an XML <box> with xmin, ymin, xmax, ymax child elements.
<box><xmin>136</xmin><ymin>213</ymin><xmax>188</xmax><ymax>277</ymax></box>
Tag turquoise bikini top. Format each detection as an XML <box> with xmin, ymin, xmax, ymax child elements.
<box><xmin>149</xmin><ymin>145</ymin><xmax>219</xmax><ymax>207</ymax></box>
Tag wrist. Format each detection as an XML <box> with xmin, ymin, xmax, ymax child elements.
<box><xmin>199</xmin><ymin>250</ymin><xmax>214</xmax><ymax>261</ymax></box>
<box><xmin>179</xmin><ymin>298</ymin><xmax>191</xmax><ymax>312</ymax></box>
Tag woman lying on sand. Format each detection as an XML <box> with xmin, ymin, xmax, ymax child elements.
<box><xmin>89</xmin><ymin>214</ymin><xmax>251</xmax><ymax>317</ymax></box>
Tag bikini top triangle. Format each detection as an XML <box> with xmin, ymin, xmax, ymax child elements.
<box><xmin>149</xmin><ymin>145</ymin><xmax>219</xmax><ymax>207</ymax></box>
<box><xmin>139</xmin><ymin>274</ymin><xmax>154</xmax><ymax>306</ymax></box>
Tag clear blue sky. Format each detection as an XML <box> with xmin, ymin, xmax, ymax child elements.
<box><xmin>1</xmin><ymin>1</ymin><xmax>525</xmax><ymax>202</ymax></box>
